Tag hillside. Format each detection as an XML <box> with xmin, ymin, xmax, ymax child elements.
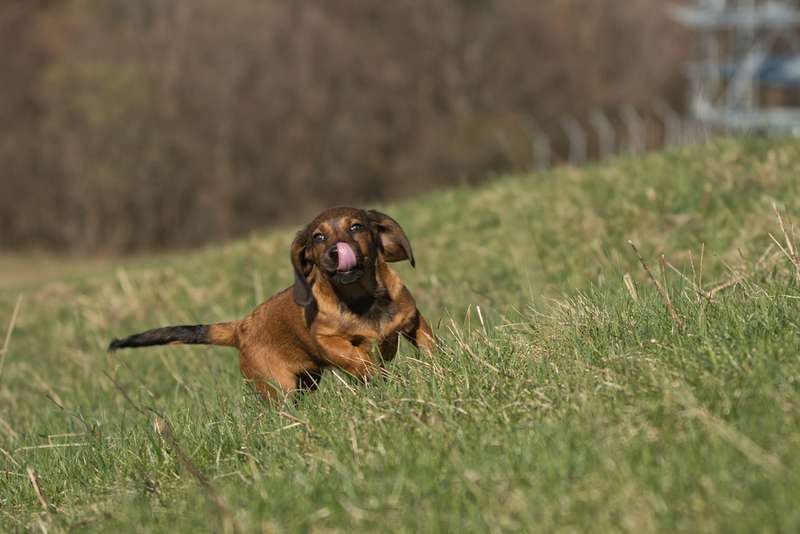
<box><xmin>1</xmin><ymin>138</ymin><xmax>799</xmax><ymax>532</ymax></box>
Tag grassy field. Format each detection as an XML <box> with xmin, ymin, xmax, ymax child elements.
<box><xmin>1</xmin><ymin>138</ymin><xmax>799</xmax><ymax>532</ymax></box>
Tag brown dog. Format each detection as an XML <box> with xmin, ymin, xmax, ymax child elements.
<box><xmin>109</xmin><ymin>207</ymin><xmax>433</xmax><ymax>401</ymax></box>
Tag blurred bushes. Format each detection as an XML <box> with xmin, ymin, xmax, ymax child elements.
<box><xmin>0</xmin><ymin>0</ymin><xmax>687</xmax><ymax>252</ymax></box>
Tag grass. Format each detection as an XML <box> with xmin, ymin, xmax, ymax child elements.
<box><xmin>0</xmin><ymin>138</ymin><xmax>799</xmax><ymax>532</ymax></box>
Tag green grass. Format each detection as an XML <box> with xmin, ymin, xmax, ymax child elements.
<box><xmin>1</xmin><ymin>138</ymin><xmax>799</xmax><ymax>532</ymax></box>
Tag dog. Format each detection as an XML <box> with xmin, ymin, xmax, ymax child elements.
<box><xmin>108</xmin><ymin>207</ymin><xmax>433</xmax><ymax>401</ymax></box>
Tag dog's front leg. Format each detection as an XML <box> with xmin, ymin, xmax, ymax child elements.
<box><xmin>405</xmin><ymin>311</ymin><xmax>434</xmax><ymax>355</ymax></box>
<box><xmin>316</xmin><ymin>334</ymin><xmax>379</xmax><ymax>383</ymax></box>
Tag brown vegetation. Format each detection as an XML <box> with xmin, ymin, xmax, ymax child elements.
<box><xmin>0</xmin><ymin>0</ymin><xmax>688</xmax><ymax>252</ymax></box>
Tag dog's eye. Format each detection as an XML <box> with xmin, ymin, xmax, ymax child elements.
<box><xmin>349</xmin><ymin>223</ymin><xmax>364</xmax><ymax>233</ymax></box>
<box><xmin>312</xmin><ymin>233</ymin><xmax>327</xmax><ymax>243</ymax></box>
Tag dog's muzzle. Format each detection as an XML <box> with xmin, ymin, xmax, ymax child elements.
<box><xmin>327</xmin><ymin>242</ymin><xmax>363</xmax><ymax>284</ymax></box>
<box><xmin>333</xmin><ymin>242</ymin><xmax>358</xmax><ymax>272</ymax></box>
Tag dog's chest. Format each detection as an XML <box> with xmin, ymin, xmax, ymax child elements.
<box><xmin>349</xmin><ymin>298</ymin><xmax>404</xmax><ymax>337</ymax></box>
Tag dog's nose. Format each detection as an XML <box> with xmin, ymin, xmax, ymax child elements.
<box><xmin>328</xmin><ymin>246</ymin><xmax>339</xmax><ymax>260</ymax></box>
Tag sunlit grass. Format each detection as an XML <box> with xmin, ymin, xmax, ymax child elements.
<box><xmin>0</xmin><ymin>138</ymin><xmax>798</xmax><ymax>532</ymax></box>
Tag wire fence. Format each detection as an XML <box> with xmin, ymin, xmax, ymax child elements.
<box><xmin>523</xmin><ymin>102</ymin><xmax>712</xmax><ymax>171</ymax></box>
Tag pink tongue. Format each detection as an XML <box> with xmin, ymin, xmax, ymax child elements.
<box><xmin>336</xmin><ymin>242</ymin><xmax>357</xmax><ymax>271</ymax></box>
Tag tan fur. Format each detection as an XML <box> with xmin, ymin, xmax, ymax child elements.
<box><xmin>234</xmin><ymin>256</ymin><xmax>432</xmax><ymax>401</ymax></box>
<box><xmin>113</xmin><ymin>207</ymin><xmax>433</xmax><ymax>403</ymax></box>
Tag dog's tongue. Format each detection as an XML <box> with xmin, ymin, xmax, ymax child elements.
<box><xmin>336</xmin><ymin>242</ymin><xmax>357</xmax><ymax>272</ymax></box>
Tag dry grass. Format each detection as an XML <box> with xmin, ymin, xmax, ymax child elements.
<box><xmin>0</xmin><ymin>138</ymin><xmax>799</xmax><ymax>532</ymax></box>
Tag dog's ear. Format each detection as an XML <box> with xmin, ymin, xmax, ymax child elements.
<box><xmin>367</xmin><ymin>210</ymin><xmax>415</xmax><ymax>267</ymax></box>
<box><xmin>291</xmin><ymin>230</ymin><xmax>314</xmax><ymax>307</ymax></box>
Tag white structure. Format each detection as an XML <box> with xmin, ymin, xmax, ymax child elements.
<box><xmin>673</xmin><ymin>0</ymin><xmax>800</xmax><ymax>134</ymax></box>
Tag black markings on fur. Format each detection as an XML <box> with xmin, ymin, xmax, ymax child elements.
<box><xmin>108</xmin><ymin>325</ymin><xmax>210</xmax><ymax>352</ymax></box>
<box><xmin>341</xmin><ymin>296</ymin><xmax>375</xmax><ymax>316</ymax></box>
<box><xmin>350</xmin><ymin>335</ymin><xmax>367</xmax><ymax>346</ymax></box>
<box><xmin>402</xmin><ymin>312</ymin><xmax>422</xmax><ymax>344</ymax></box>
<box><xmin>303</xmin><ymin>299</ymin><xmax>318</xmax><ymax>327</ymax></box>
<box><xmin>338</xmin><ymin>289</ymin><xmax>392</xmax><ymax>319</ymax></box>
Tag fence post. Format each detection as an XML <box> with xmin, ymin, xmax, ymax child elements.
<box><xmin>622</xmin><ymin>105</ymin><xmax>646</xmax><ymax>154</ymax></box>
<box><xmin>526</xmin><ymin>118</ymin><xmax>551</xmax><ymax>172</ymax></box>
<box><xmin>590</xmin><ymin>109</ymin><xmax>615</xmax><ymax>160</ymax></box>
<box><xmin>654</xmin><ymin>100</ymin><xmax>683</xmax><ymax>147</ymax></box>
<box><xmin>560</xmin><ymin>115</ymin><xmax>587</xmax><ymax>165</ymax></box>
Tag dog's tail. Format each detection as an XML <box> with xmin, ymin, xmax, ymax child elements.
<box><xmin>108</xmin><ymin>322</ymin><xmax>239</xmax><ymax>352</ymax></box>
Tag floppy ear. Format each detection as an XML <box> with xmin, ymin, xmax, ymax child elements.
<box><xmin>290</xmin><ymin>230</ymin><xmax>314</xmax><ymax>307</ymax></box>
<box><xmin>367</xmin><ymin>210</ymin><xmax>415</xmax><ymax>267</ymax></box>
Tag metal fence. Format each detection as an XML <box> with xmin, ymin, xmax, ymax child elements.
<box><xmin>523</xmin><ymin>102</ymin><xmax>711</xmax><ymax>171</ymax></box>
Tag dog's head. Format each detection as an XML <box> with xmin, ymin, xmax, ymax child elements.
<box><xmin>290</xmin><ymin>207</ymin><xmax>414</xmax><ymax>307</ymax></box>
